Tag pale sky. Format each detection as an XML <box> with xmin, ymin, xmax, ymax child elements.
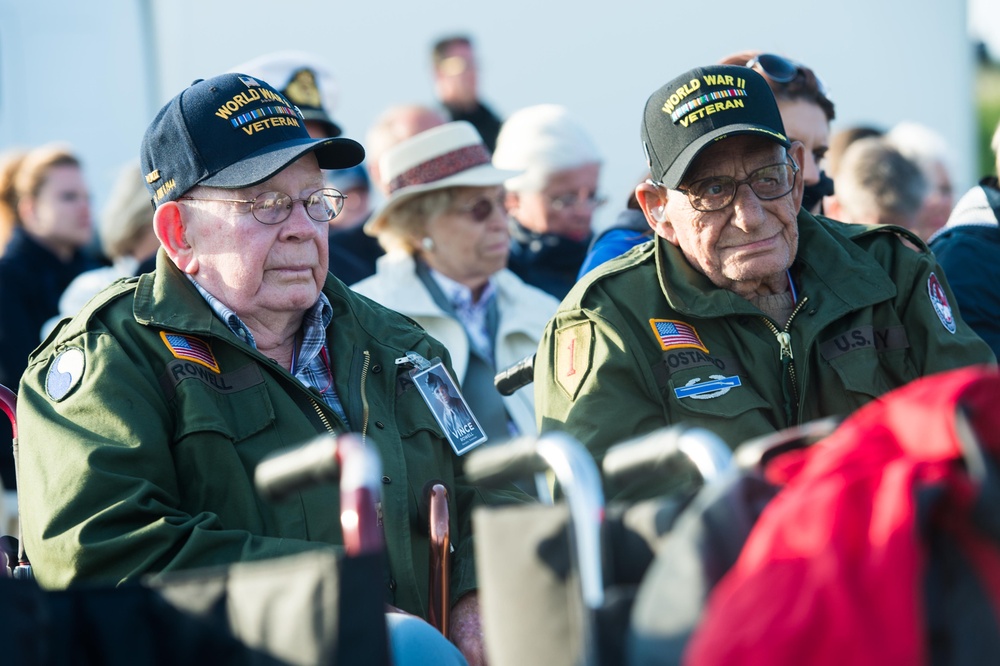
<box><xmin>969</xmin><ymin>0</ymin><xmax>1000</xmax><ymax>59</ymax></box>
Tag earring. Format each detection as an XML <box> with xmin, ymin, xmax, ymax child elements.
<box><xmin>421</xmin><ymin>237</ymin><xmax>435</xmax><ymax>252</ymax></box>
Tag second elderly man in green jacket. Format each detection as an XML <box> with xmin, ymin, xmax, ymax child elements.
<box><xmin>535</xmin><ymin>64</ymin><xmax>995</xmax><ymax>500</ymax></box>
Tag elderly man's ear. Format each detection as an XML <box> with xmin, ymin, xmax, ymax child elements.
<box><xmin>787</xmin><ymin>141</ymin><xmax>807</xmax><ymax>212</ymax></box>
<box><xmin>635</xmin><ymin>181</ymin><xmax>677</xmax><ymax>244</ymax></box>
<box><xmin>153</xmin><ymin>202</ymin><xmax>197</xmax><ymax>273</ymax></box>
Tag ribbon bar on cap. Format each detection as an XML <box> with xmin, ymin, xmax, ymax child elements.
<box><xmin>389</xmin><ymin>144</ymin><xmax>492</xmax><ymax>193</ymax></box>
<box><xmin>670</xmin><ymin>88</ymin><xmax>747</xmax><ymax>123</ymax></box>
<box><xmin>230</xmin><ymin>105</ymin><xmax>303</xmax><ymax>129</ymax></box>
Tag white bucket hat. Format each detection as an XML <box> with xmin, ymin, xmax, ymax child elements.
<box><xmin>364</xmin><ymin>121</ymin><xmax>521</xmax><ymax>237</ymax></box>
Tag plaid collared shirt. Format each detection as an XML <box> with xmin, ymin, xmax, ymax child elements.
<box><xmin>428</xmin><ymin>269</ymin><xmax>496</xmax><ymax>360</ymax></box>
<box><xmin>187</xmin><ymin>276</ymin><xmax>349</xmax><ymax>427</ymax></box>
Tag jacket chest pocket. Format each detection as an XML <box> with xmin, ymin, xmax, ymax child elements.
<box><xmin>820</xmin><ymin>325</ymin><xmax>915</xmax><ymax>407</ymax></box>
<box><xmin>163</xmin><ymin>360</ymin><xmax>275</xmax><ymax>443</ymax></box>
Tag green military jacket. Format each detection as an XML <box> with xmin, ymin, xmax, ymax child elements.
<box><xmin>18</xmin><ymin>252</ymin><xmax>514</xmax><ymax>616</ymax></box>
<box><xmin>536</xmin><ymin>212</ymin><xmax>996</xmax><ymax>499</ymax></box>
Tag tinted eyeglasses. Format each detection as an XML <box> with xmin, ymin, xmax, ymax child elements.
<box><xmin>674</xmin><ymin>161</ymin><xmax>799</xmax><ymax>212</ymax></box>
<box><xmin>746</xmin><ymin>53</ymin><xmax>828</xmax><ymax>98</ymax></box>
<box><xmin>451</xmin><ymin>194</ymin><xmax>506</xmax><ymax>222</ymax></box>
<box><xmin>179</xmin><ymin>188</ymin><xmax>347</xmax><ymax>225</ymax></box>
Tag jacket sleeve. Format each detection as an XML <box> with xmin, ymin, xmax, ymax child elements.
<box><xmin>17</xmin><ymin>328</ymin><xmax>333</xmax><ymax>590</ymax></box>
<box><xmin>887</xmin><ymin>243</ymin><xmax>997</xmax><ymax>374</ymax></box>
<box><xmin>930</xmin><ymin>229</ymin><xmax>1000</xmax><ymax>359</ymax></box>
<box><xmin>534</xmin><ymin>306</ymin><xmax>678</xmax><ymax>495</ymax></box>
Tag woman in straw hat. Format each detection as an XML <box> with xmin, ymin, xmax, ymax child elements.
<box><xmin>353</xmin><ymin>121</ymin><xmax>558</xmax><ymax>446</ymax></box>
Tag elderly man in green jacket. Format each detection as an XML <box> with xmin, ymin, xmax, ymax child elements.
<box><xmin>16</xmin><ymin>72</ymin><xmax>513</xmax><ymax>665</ymax></box>
<box><xmin>535</xmin><ymin>64</ymin><xmax>995</xmax><ymax>501</ymax></box>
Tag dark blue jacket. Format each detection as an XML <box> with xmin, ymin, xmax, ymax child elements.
<box><xmin>928</xmin><ymin>178</ymin><xmax>1000</xmax><ymax>360</ymax></box>
<box><xmin>507</xmin><ymin>220</ymin><xmax>591</xmax><ymax>300</ymax></box>
<box><xmin>0</xmin><ymin>228</ymin><xmax>97</xmax><ymax>488</ymax></box>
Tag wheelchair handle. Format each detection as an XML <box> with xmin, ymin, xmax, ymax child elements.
<box><xmin>494</xmin><ymin>353</ymin><xmax>535</xmax><ymax>396</ymax></box>
<box><xmin>602</xmin><ymin>426</ymin><xmax>735</xmax><ymax>488</ymax></box>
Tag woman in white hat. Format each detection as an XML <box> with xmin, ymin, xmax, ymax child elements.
<box><xmin>353</xmin><ymin>121</ymin><xmax>558</xmax><ymax>446</ymax></box>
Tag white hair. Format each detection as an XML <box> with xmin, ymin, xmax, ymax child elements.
<box><xmin>492</xmin><ymin>104</ymin><xmax>601</xmax><ymax>193</ymax></box>
<box><xmin>884</xmin><ymin>121</ymin><xmax>951</xmax><ymax>182</ymax></box>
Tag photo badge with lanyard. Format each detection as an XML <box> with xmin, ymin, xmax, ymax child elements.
<box><xmin>396</xmin><ymin>351</ymin><xmax>487</xmax><ymax>456</ymax></box>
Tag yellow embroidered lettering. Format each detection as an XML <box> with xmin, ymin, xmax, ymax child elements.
<box><xmin>154</xmin><ymin>179</ymin><xmax>176</xmax><ymax>201</ymax></box>
<box><xmin>661</xmin><ymin>78</ymin><xmax>701</xmax><ymax>115</ymax></box>
<box><xmin>259</xmin><ymin>88</ymin><xmax>282</xmax><ymax>102</ymax></box>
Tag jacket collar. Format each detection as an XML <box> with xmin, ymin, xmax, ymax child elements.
<box><xmin>654</xmin><ymin>209</ymin><xmax>897</xmax><ymax>317</ymax></box>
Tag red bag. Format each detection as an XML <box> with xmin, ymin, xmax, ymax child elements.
<box><xmin>686</xmin><ymin>366</ymin><xmax>1000</xmax><ymax>666</ymax></box>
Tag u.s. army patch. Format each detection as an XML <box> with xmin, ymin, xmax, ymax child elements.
<box><xmin>46</xmin><ymin>348</ymin><xmax>85</xmax><ymax>401</ymax></box>
<box><xmin>555</xmin><ymin>322</ymin><xmax>593</xmax><ymax>399</ymax></box>
<box><xmin>160</xmin><ymin>332</ymin><xmax>221</xmax><ymax>373</ymax></box>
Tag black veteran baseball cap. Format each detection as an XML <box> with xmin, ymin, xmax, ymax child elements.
<box><xmin>641</xmin><ymin>65</ymin><xmax>790</xmax><ymax>189</ymax></box>
<box><xmin>141</xmin><ymin>73</ymin><xmax>364</xmax><ymax>205</ymax></box>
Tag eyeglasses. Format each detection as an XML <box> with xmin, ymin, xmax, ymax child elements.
<box><xmin>179</xmin><ymin>188</ymin><xmax>347</xmax><ymax>225</ymax></box>
<box><xmin>451</xmin><ymin>195</ymin><xmax>505</xmax><ymax>222</ymax></box>
<box><xmin>746</xmin><ymin>53</ymin><xmax>828</xmax><ymax>98</ymax></box>
<box><xmin>673</xmin><ymin>162</ymin><xmax>799</xmax><ymax>212</ymax></box>
<box><xmin>547</xmin><ymin>192</ymin><xmax>608</xmax><ymax>213</ymax></box>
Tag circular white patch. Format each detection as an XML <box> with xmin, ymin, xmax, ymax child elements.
<box><xmin>46</xmin><ymin>348</ymin><xmax>86</xmax><ymax>401</ymax></box>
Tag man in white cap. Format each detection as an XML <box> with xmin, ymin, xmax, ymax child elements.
<box><xmin>492</xmin><ymin>104</ymin><xmax>605</xmax><ymax>299</ymax></box>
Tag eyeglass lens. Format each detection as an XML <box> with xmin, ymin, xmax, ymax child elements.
<box><xmin>550</xmin><ymin>192</ymin><xmax>607</xmax><ymax>212</ymax></box>
<box><xmin>748</xmin><ymin>53</ymin><xmax>799</xmax><ymax>84</ymax></box>
<box><xmin>684</xmin><ymin>164</ymin><xmax>796</xmax><ymax>212</ymax></box>
<box><xmin>253</xmin><ymin>189</ymin><xmax>345</xmax><ymax>225</ymax></box>
<box><xmin>454</xmin><ymin>195</ymin><xmax>505</xmax><ymax>222</ymax></box>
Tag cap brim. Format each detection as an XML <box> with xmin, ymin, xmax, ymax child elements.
<box><xmin>661</xmin><ymin>124</ymin><xmax>790</xmax><ymax>189</ymax></box>
<box><xmin>364</xmin><ymin>163</ymin><xmax>521</xmax><ymax>237</ymax></box>
<box><xmin>300</xmin><ymin>107</ymin><xmax>343</xmax><ymax>137</ymax></box>
<box><xmin>202</xmin><ymin>136</ymin><xmax>364</xmax><ymax>190</ymax></box>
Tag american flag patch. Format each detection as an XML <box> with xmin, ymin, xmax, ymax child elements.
<box><xmin>160</xmin><ymin>332</ymin><xmax>220</xmax><ymax>373</ymax></box>
<box><xmin>649</xmin><ymin>319</ymin><xmax>709</xmax><ymax>353</ymax></box>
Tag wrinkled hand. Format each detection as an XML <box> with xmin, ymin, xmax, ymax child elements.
<box><xmin>449</xmin><ymin>592</ymin><xmax>487</xmax><ymax>666</ymax></box>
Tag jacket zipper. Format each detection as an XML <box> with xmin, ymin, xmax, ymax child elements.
<box><xmin>357</xmin><ymin>349</ymin><xmax>380</xmax><ymax>526</ymax></box>
<box><xmin>310</xmin><ymin>350</ymin><xmax>381</xmax><ymax>526</ymax></box>
<box><xmin>759</xmin><ymin>295</ymin><xmax>809</xmax><ymax>424</ymax></box>
<box><xmin>310</xmin><ymin>399</ymin><xmax>335</xmax><ymax>434</ymax></box>
<box><xmin>359</xmin><ymin>350</ymin><xmax>371</xmax><ymax>446</ymax></box>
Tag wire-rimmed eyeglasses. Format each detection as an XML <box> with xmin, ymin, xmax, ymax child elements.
<box><xmin>669</xmin><ymin>161</ymin><xmax>799</xmax><ymax>212</ymax></box>
<box><xmin>547</xmin><ymin>192</ymin><xmax>608</xmax><ymax>213</ymax></box>
<box><xmin>179</xmin><ymin>188</ymin><xmax>347</xmax><ymax>225</ymax></box>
